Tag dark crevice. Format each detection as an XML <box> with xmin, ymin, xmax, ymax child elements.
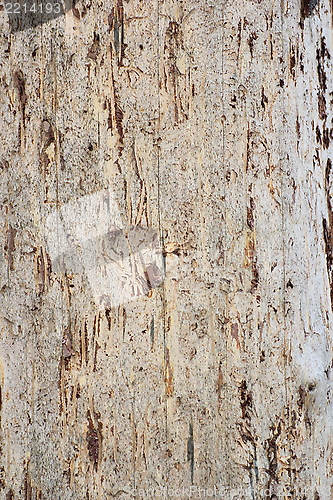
<box><xmin>323</xmin><ymin>159</ymin><xmax>333</xmax><ymax>308</ymax></box>
<box><xmin>300</xmin><ymin>0</ymin><xmax>319</xmax><ymax>27</ymax></box>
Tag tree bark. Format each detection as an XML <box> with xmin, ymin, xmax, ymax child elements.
<box><xmin>0</xmin><ymin>0</ymin><xmax>333</xmax><ymax>499</ymax></box>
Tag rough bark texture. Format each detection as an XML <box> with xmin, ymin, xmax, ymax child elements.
<box><xmin>0</xmin><ymin>1</ymin><xmax>333</xmax><ymax>499</ymax></box>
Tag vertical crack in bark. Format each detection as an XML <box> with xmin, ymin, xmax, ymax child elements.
<box><xmin>34</xmin><ymin>247</ymin><xmax>52</xmax><ymax>295</ymax></box>
<box><xmin>86</xmin><ymin>410</ymin><xmax>103</xmax><ymax>472</ymax></box>
<box><xmin>300</xmin><ymin>0</ymin><xmax>319</xmax><ymax>27</ymax></box>
<box><xmin>0</xmin><ymin>465</ymin><xmax>5</xmax><ymax>490</ymax></box>
<box><xmin>187</xmin><ymin>422</ymin><xmax>194</xmax><ymax>484</ymax></box>
<box><xmin>114</xmin><ymin>88</ymin><xmax>124</xmax><ymax>144</ymax></box>
<box><xmin>323</xmin><ymin>159</ymin><xmax>333</xmax><ymax>308</ymax></box>
<box><xmin>236</xmin><ymin>381</ymin><xmax>258</xmax><ymax>495</ymax></box>
<box><xmin>24</xmin><ymin>468</ymin><xmax>32</xmax><ymax>500</ymax></box>
<box><xmin>5</xmin><ymin>225</ymin><xmax>16</xmax><ymax>271</ymax></box>
<box><xmin>164</xmin><ymin>347</ymin><xmax>174</xmax><ymax>397</ymax></box>
<box><xmin>13</xmin><ymin>70</ymin><xmax>26</xmax><ymax>127</ymax></box>
<box><xmin>316</xmin><ymin>37</ymin><xmax>331</xmax><ymax>149</ymax></box>
<box><xmin>111</xmin><ymin>0</ymin><xmax>125</xmax><ymax>66</ymax></box>
<box><xmin>264</xmin><ymin>419</ymin><xmax>282</xmax><ymax>494</ymax></box>
<box><xmin>105</xmin><ymin>308</ymin><xmax>112</xmax><ymax>330</ymax></box>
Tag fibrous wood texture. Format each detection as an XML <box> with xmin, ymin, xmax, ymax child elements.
<box><xmin>0</xmin><ymin>0</ymin><xmax>333</xmax><ymax>499</ymax></box>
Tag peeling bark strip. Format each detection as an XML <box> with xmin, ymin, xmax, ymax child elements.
<box><xmin>237</xmin><ymin>381</ymin><xmax>258</xmax><ymax>495</ymax></box>
<box><xmin>323</xmin><ymin>218</ymin><xmax>333</xmax><ymax>304</ymax></box>
<box><xmin>264</xmin><ymin>419</ymin><xmax>282</xmax><ymax>492</ymax></box>
<box><xmin>13</xmin><ymin>70</ymin><xmax>27</xmax><ymax>125</ymax></box>
<box><xmin>41</xmin><ymin>120</ymin><xmax>55</xmax><ymax>151</ymax></box>
<box><xmin>144</xmin><ymin>264</ymin><xmax>163</xmax><ymax>290</ymax></box>
<box><xmin>106</xmin><ymin>67</ymin><xmax>124</xmax><ymax>147</ymax></box>
<box><xmin>34</xmin><ymin>247</ymin><xmax>52</xmax><ymax>295</ymax></box>
<box><xmin>105</xmin><ymin>308</ymin><xmax>111</xmax><ymax>330</ymax></box>
<box><xmin>317</xmin><ymin>92</ymin><xmax>327</xmax><ymax>121</ymax></box>
<box><xmin>315</xmin><ymin>37</ymin><xmax>332</xmax><ymax>149</ymax></box>
<box><xmin>301</xmin><ymin>0</ymin><xmax>319</xmax><ymax>20</ymax></box>
<box><xmin>247</xmin><ymin>197</ymin><xmax>255</xmax><ymax>230</ymax></box>
<box><xmin>251</xmin><ymin>261</ymin><xmax>259</xmax><ymax>293</ymax></box>
<box><xmin>245</xmin><ymin>233</ymin><xmax>259</xmax><ymax>293</ymax></box>
<box><xmin>231</xmin><ymin>322</ymin><xmax>240</xmax><ymax>349</ymax></box>
<box><xmin>239</xmin><ymin>380</ymin><xmax>253</xmax><ymax>422</ymax></box>
<box><xmin>297</xmin><ymin>385</ymin><xmax>312</xmax><ymax>428</ymax></box>
<box><xmin>317</xmin><ymin>37</ymin><xmax>330</xmax><ymax>93</ymax></box>
<box><xmin>289</xmin><ymin>45</ymin><xmax>296</xmax><ymax>80</ymax></box>
<box><xmin>0</xmin><ymin>466</ymin><xmax>5</xmax><ymax>489</ymax></box>
<box><xmin>165</xmin><ymin>348</ymin><xmax>173</xmax><ymax>397</ymax></box>
<box><xmin>109</xmin><ymin>0</ymin><xmax>125</xmax><ymax>66</ymax></box>
<box><xmin>114</xmin><ymin>88</ymin><xmax>124</xmax><ymax>144</ymax></box>
<box><xmin>163</xmin><ymin>20</ymin><xmax>189</xmax><ymax>124</ymax></box>
<box><xmin>87</xmin><ymin>32</ymin><xmax>101</xmax><ymax>61</ymax></box>
<box><xmin>62</xmin><ymin>333</ymin><xmax>74</xmax><ymax>359</ymax></box>
<box><xmin>86</xmin><ymin>410</ymin><xmax>102</xmax><ymax>472</ymax></box>
<box><xmin>5</xmin><ymin>225</ymin><xmax>16</xmax><ymax>271</ymax></box>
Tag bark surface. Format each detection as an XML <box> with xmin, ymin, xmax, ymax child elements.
<box><xmin>0</xmin><ymin>1</ymin><xmax>333</xmax><ymax>499</ymax></box>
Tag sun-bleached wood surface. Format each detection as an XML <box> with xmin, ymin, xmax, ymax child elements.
<box><xmin>0</xmin><ymin>1</ymin><xmax>333</xmax><ymax>499</ymax></box>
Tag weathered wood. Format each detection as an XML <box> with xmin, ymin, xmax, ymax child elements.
<box><xmin>0</xmin><ymin>0</ymin><xmax>333</xmax><ymax>499</ymax></box>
